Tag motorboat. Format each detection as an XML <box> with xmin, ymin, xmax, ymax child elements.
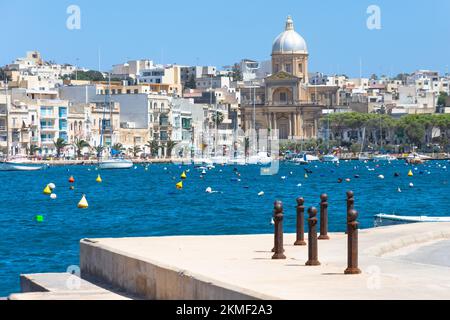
<box><xmin>0</xmin><ymin>157</ymin><xmax>43</xmax><ymax>171</ymax></box>
<box><xmin>247</xmin><ymin>152</ymin><xmax>273</xmax><ymax>165</ymax></box>
<box><xmin>322</xmin><ymin>154</ymin><xmax>339</xmax><ymax>163</ymax></box>
<box><xmin>373</xmin><ymin>154</ymin><xmax>397</xmax><ymax>161</ymax></box>
<box><xmin>98</xmin><ymin>158</ymin><xmax>133</xmax><ymax>170</ymax></box>
<box><xmin>292</xmin><ymin>153</ymin><xmax>320</xmax><ymax>165</ymax></box>
<box><xmin>406</xmin><ymin>153</ymin><xmax>431</xmax><ymax>164</ymax></box>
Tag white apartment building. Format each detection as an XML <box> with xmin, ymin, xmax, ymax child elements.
<box><xmin>195</xmin><ymin>76</ymin><xmax>231</xmax><ymax>90</ymax></box>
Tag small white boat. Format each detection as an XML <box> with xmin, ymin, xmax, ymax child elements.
<box><xmin>98</xmin><ymin>158</ymin><xmax>133</xmax><ymax>170</ymax></box>
<box><xmin>373</xmin><ymin>154</ymin><xmax>397</xmax><ymax>161</ymax></box>
<box><xmin>375</xmin><ymin>213</ymin><xmax>450</xmax><ymax>224</ymax></box>
<box><xmin>0</xmin><ymin>157</ymin><xmax>43</xmax><ymax>171</ymax></box>
<box><xmin>407</xmin><ymin>153</ymin><xmax>431</xmax><ymax>164</ymax></box>
<box><xmin>292</xmin><ymin>153</ymin><xmax>319</xmax><ymax>165</ymax></box>
<box><xmin>247</xmin><ymin>152</ymin><xmax>273</xmax><ymax>165</ymax></box>
<box><xmin>322</xmin><ymin>154</ymin><xmax>339</xmax><ymax>163</ymax></box>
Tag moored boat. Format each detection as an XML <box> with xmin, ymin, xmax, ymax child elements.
<box><xmin>98</xmin><ymin>158</ymin><xmax>133</xmax><ymax>170</ymax></box>
<box><xmin>322</xmin><ymin>154</ymin><xmax>339</xmax><ymax>163</ymax></box>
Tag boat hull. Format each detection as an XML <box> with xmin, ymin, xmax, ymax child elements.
<box><xmin>98</xmin><ymin>159</ymin><xmax>133</xmax><ymax>170</ymax></box>
<box><xmin>0</xmin><ymin>162</ymin><xmax>43</xmax><ymax>171</ymax></box>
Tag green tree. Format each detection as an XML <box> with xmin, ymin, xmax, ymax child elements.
<box><xmin>145</xmin><ymin>141</ymin><xmax>160</xmax><ymax>158</ymax></box>
<box><xmin>70</xmin><ymin>70</ymin><xmax>104</xmax><ymax>81</ymax></box>
<box><xmin>53</xmin><ymin>138</ymin><xmax>68</xmax><ymax>158</ymax></box>
<box><xmin>128</xmin><ymin>145</ymin><xmax>142</xmax><ymax>158</ymax></box>
<box><xmin>438</xmin><ymin>92</ymin><xmax>449</xmax><ymax>107</ymax></box>
<box><xmin>111</xmin><ymin>143</ymin><xmax>125</xmax><ymax>154</ymax></box>
<box><xmin>165</xmin><ymin>140</ymin><xmax>178</xmax><ymax>158</ymax></box>
<box><xmin>93</xmin><ymin>146</ymin><xmax>104</xmax><ymax>159</ymax></box>
<box><xmin>27</xmin><ymin>144</ymin><xmax>41</xmax><ymax>156</ymax></box>
<box><xmin>73</xmin><ymin>138</ymin><xmax>90</xmax><ymax>159</ymax></box>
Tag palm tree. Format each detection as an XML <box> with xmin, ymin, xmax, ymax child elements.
<box><xmin>145</xmin><ymin>140</ymin><xmax>160</xmax><ymax>158</ymax></box>
<box><xmin>93</xmin><ymin>146</ymin><xmax>104</xmax><ymax>159</ymax></box>
<box><xmin>27</xmin><ymin>144</ymin><xmax>41</xmax><ymax>157</ymax></box>
<box><xmin>111</xmin><ymin>143</ymin><xmax>125</xmax><ymax>156</ymax></box>
<box><xmin>73</xmin><ymin>138</ymin><xmax>90</xmax><ymax>159</ymax></box>
<box><xmin>128</xmin><ymin>145</ymin><xmax>142</xmax><ymax>158</ymax></box>
<box><xmin>53</xmin><ymin>138</ymin><xmax>68</xmax><ymax>158</ymax></box>
<box><xmin>165</xmin><ymin>140</ymin><xmax>178</xmax><ymax>158</ymax></box>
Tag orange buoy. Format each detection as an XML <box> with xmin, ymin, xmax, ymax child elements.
<box><xmin>69</xmin><ymin>176</ymin><xmax>75</xmax><ymax>183</ymax></box>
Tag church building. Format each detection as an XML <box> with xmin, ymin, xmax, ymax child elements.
<box><xmin>240</xmin><ymin>16</ymin><xmax>340</xmax><ymax>140</ymax></box>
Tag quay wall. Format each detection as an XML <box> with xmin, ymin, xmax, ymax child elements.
<box><xmin>79</xmin><ymin>239</ymin><xmax>266</xmax><ymax>300</ymax></box>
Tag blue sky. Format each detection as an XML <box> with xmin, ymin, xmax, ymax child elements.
<box><xmin>1</xmin><ymin>0</ymin><xmax>449</xmax><ymax>77</ymax></box>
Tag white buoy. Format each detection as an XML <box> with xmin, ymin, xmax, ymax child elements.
<box><xmin>270</xmin><ymin>218</ymin><xmax>275</xmax><ymax>225</ymax></box>
<box><xmin>378</xmin><ymin>175</ymin><xmax>385</xmax><ymax>179</ymax></box>
<box><xmin>281</xmin><ymin>176</ymin><xmax>286</xmax><ymax>180</ymax></box>
<box><xmin>297</xmin><ymin>183</ymin><xmax>302</xmax><ymax>187</ymax></box>
<box><xmin>345</xmin><ymin>178</ymin><xmax>351</xmax><ymax>182</ymax></box>
<box><xmin>48</xmin><ymin>183</ymin><xmax>56</xmax><ymax>190</ymax></box>
<box><xmin>258</xmin><ymin>191</ymin><xmax>265</xmax><ymax>196</ymax></box>
<box><xmin>397</xmin><ymin>187</ymin><xmax>402</xmax><ymax>193</ymax></box>
<box><xmin>290</xmin><ymin>171</ymin><xmax>293</xmax><ymax>175</ymax></box>
<box><xmin>202</xmin><ymin>170</ymin><xmax>207</xmax><ymax>175</ymax></box>
<box><xmin>206</xmin><ymin>187</ymin><xmax>213</xmax><ymax>194</ymax></box>
<box><xmin>409</xmin><ymin>183</ymin><xmax>414</xmax><ymax>188</ymax></box>
<box><xmin>50</xmin><ymin>193</ymin><xmax>57</xmax><ymax>199</ymax></box>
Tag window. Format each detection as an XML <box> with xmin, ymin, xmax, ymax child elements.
<box><xmin>280</xmin><ymin>92</ymin><xmax>287</xmax><ymax>102</ymax></box>
<box><xmin>285</xmin><ymin>64</ymin><xmax>292</xmax><ymax>73</ymax></box>
<box><xmin>59</xmin><ymin>107</ymin><xmax>67</xmax><ymax>118</ymax></box>
<box><xmin>298</xmin><ymin>63</ymin><xmax>303</xmax><ymax>73</ymax></box>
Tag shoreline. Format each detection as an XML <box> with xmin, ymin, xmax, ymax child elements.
<box><xmin>3</xmin><ymin>156</ymin><xmax>450</xmax><ymax>166</ymax></box>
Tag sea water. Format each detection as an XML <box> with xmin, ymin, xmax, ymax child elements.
<box><xmin>0</xmin><ymin>160</ymin><xmax>449</xmax><ymax>296</ymax></box>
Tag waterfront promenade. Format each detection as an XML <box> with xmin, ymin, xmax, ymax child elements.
<box><xmin>9</xmin><ymin>222</ymin><xmax>450</xmax><ymax>300</ymax></box>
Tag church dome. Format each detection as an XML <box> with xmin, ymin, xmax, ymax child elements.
<box><xmin>272</xmin><ymin>16</ymin><xmax>308</xmax><ymax>54</ymax></box>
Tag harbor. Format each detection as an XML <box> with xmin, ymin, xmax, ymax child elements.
<box><xmin>9</xmin><ymin>222</ymin><xmax>450</xmax><ymax>300</ymax></box>
<box><xmin>1</xmin><ymin>160</ymin><xmax>450</xmax><ymax>298</ymax></box>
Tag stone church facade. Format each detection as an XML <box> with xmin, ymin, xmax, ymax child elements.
<box><xmin>240</xmin><ymin>16</ymin><xmax>340</xmax><ymax>140</ymax></box>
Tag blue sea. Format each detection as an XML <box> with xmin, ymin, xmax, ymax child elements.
<box><xmin>0</xmin><ymin>160</ymin><xmax>449</xmax><ymax>296</ymax></box>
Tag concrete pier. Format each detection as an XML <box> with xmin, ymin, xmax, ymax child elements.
<box><xmin>10</xmin><ymin>223</ymin><xmax>450</xmax><ymax>300</ymax></box>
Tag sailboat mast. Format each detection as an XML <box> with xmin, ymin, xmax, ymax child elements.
<box><xmin>4</xmin><ymin>78</ymin><xmax>9</xmax><ymax>159</ymax></box>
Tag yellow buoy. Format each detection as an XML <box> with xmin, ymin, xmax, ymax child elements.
<box><xmin>304</xmin><ymin>174</ymin><xmax>308</xmax><ymax>179</ymax></box>
<box><xmin>408</xmin><ymin>170</ymin><xmax>413</xmax><ymax>177</ymax></box>
<box><xmin>43</xmin><ymin>185</ymin><xmax>52</xmax><ymax>195</ymax></box>
<box><xmin>78</xmin><ymin>195</ymin><xmax>89</xmax><ymax>209</ymax></box>
<box><xmin>96</xmin><ymin>174</ymin><xmax>102</xmax><ymax>183</ymax></box>
<box><xmin>176</xmin><ymin>181</ymin><xmax>183</xmax><ymax>189</ymax></box>
<box><xmin>181</xmin><ymin>171</ymin><xmax>187</xmax><ymax>180</ymax></box>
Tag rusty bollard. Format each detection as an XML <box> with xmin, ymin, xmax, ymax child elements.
<box><xmin>345</xmin><ymin>191</ymin><xmax>354</xmax><ymax>234</ymax></box>
<box><xmin>305</xmin><ymin>207</ymin><xmax>320</xmax><ymax>266</ymax></box>
<box><xmin>345</xmin><ymin>209</ymin><xmax>362</xmax><ymax>275</ymax></box>
<box><xmin>294</xmin><ymin>197</ymin><xmax>306</xmax><ymax>246</ymax></box>
<box><xmin>318</xmin><ymin>194</ymin><xmax>330</xmax><ymax>240</ymax></box>
<box><xmin>272</xmin><ymin>201</ymin><xmax>286</xmax><ymax>260</ymax></box>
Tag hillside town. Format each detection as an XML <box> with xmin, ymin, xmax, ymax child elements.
<box><xmin>1</xmin><ymin>16</ymin><xmax>450</xmax><ymax>161</ymax></box>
